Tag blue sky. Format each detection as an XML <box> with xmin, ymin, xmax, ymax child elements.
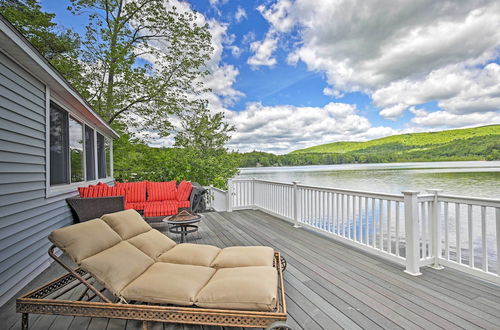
<box><xmin>41</xmin><ymin>0</ymin><xmax>500</xmax><ymax>153</ymax></box>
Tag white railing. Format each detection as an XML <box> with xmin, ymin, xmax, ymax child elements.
<box><xmin>431</xmin><ymin>193</ymin><xmax>500</xmax><ymax>282</ymax></box>
<box><xmin>211</xmin><ymin>178</ymin><xmax>500</xmax><ymax>283</ymax></box>
<box><xmin>206</xmin><ymin>186</ymin><xmax>228</xmax><ymax>212</ymax></box>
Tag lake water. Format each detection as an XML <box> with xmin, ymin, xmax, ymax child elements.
<box><xmin>238</xmin><ymin>161</ymin><xmax>500</xmax><ymax>271</ymax></box>
<box><xmin>237</xmin><ymin>161</ymin><xmax>500</xmax><ymax>198</ymax></box>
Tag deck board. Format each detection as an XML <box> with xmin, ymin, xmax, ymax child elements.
<box><xmin>2</xmin><ymin>209</ymin><xmax>500</xmax><ymax>329</ymax></box>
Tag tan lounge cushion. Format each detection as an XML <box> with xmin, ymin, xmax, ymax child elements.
<box><xmin>81</xmin><ymin>241</ymin><xmax>154</xmax><ymax>296</ymax></box>
<box><xmin>127</xmin><ymin>229</ymin><xmax>176</xmax><ymax>259</ymax></box>
<box><xmin>48</xmin><ymin>219</ymin><xmax>121</xmax><ymax>263</ymax></box>
<box><xmin>196</xmin><ymin>266</ymin><xmax>277</xmax><ymax>311</ymax></box>
<box><xmin>122</xmin><ymin>263</ymin><xmax>215</xmax><ymax>305</ymax></box>
<box><xmin>101</xmin><ymin>209</ymin><xmax>151</xmax><ymax>239</ymax></box>
<box><xmin>158</xmin><ymin>243</ymin><xmax>221</xmax><ymax>267</ymax></box>
<box><xmin>210</xmin><ymin>246</ymin><xmax>274</xmax><ymax>268</ymax></box>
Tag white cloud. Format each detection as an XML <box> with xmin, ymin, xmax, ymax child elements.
<box><xmin>235</xmin><ymin>7</ymin><xmax>247</xmax><ymax>22</ymax></box>
<box><xmin>257</xmin><ymin>0</ymin><xmax>295</xmax><ymax>33</ymax></box>
<box><xmin>323</xmin><ymin>87</ymin><xmax>343</xmax><ymax>98</ymax></box>
<box><xmin>267</xmin><ymin>0</ymin><xmax>500</xmax><ymax>91</ymax></box>
<box><xmin>228</xmin><ymin>45</ymin><xmax>242</xmax><ymax>57</ymax></box>
<box><xmin>247</xmin><ymin>1</ymin><xmax>298</xmax><ymax>68</ymax></box>
<box><xmin>242</xmin><ymin>31</ymin><xmax>256</xmax><ymax>44</ymax></box>
<box><xmin>374</xmin><ymin>63</ymin><xmax>500</xmax><ymax>119</ymax></box>
<box><xmin>227</xmin><ymin>102</ymin><xmax>397</xmax><ymax>153</ymax></box>
<box><xmin>410</xmin><ymin>108</ymin><xmax>500</xmax><ymax>128</ymax></box>
<box><xmin>253</xmin><ymin>0</ymin><xmax>500</xmax><ymax>126</ymax></box>
<box><xmin>247</xmin><ymin>33</ymin><xmax>278</xmax><ymax>67</ymax></box>
<box><xmin>209</xmin><ymin>0</ymin><xmax>228</xmax><ymax>6</ymax></box>
<box><xmin>379</xmin><ymin>104</ymin><xmax>407</xmax><ymax>120</ymax></box>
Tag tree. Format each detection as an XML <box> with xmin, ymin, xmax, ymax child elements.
<box><xmin>69</xmin><ymin>0</ymin><xmax>213</xmax><ymax>136</ymax></box>
<box><xmin>173</xmin><ymin>104</ymin><xmax>238</xmax><ymax>188</ymax></box>
<box><xmin>0</xmin><ymin>0</ymin><xmax>85</xmax><ymax>91</ymax></box>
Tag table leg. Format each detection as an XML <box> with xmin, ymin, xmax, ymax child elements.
<box><xmin>180</xmin><ymin>225</ymin><xmax>186</xmax><ymax>243</ymax></box>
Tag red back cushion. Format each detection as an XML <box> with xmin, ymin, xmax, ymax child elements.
<box><xmin>79</xmin><ymin>184</ymin><xmax>105</xmax><ymax>197</ymax></box>
<box><xmin>108</xmin><ymin>186</ymin><xmax>128</xmax><ymax>203</ymax></box>
<box><xmin>115</xmin><ymin>181</ymin><xmax>147</xmax><ymax>202</ymax></box>
<box><xmin>147</xmin><ymin>181</ymin><xmax>177</xmax><ymax>201</ymax></box>
<box><xmin>177</xmin><ymin>181</ymin><xmax>192</xmax><ymax>201</ymax></box>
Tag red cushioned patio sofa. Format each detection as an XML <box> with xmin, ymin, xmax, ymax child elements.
<box><xmin>78</xmin><ymin>180</ymin><xmax>193</xmax><ymax>218</ymax></box>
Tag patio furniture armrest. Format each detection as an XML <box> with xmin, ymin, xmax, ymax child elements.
<box><xmin>66</xmin><ymin>196</ymin><xmax>125</xmax><ymax>223</ymax></box>
<box><xmin>189</xmin><ymin>185</ymin><xmax>201</xmax><ymax>211</ymax></box>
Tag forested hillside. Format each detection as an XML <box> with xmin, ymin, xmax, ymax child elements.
<box><xmin>237</xmin><ymin>125</ymin><xmax>500</xmax><ymax>167</ymax></box>
<box><xmin>291</xmin><ymin>125</ymin><xmax>500</xmax><ymax>154</ymax></box>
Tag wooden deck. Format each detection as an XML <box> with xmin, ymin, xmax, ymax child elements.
<box><xmin>2</xmin><ymin>209</ymin><xmax>500</xmax><ymax>329</ymax></box>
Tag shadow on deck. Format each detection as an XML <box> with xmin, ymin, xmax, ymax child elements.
<box><xmin>2</xmin><ymin>209</ymin><xmax>500</xmax><ymax>329</ymax></box>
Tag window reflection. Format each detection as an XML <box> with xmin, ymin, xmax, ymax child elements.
<box><xmin>69</xmin><ymin>117</ymin><xmax>84</xmax><ymax>182</ymax></box>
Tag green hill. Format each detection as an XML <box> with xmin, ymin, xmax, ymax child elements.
<box><xmin>291</xmin><ymin>125</ymin><xmax>500</xmax><ymax>154</ymax></box>
<box><xmin>236</xmin><ymin>125</ymin><xmax>500</xmax><ymax>168</ymax></box>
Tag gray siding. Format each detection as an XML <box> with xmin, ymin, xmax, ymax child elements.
<box><xmin>0</xmin><ymin>51</ymin><xmax>76</xmax><ymax>306</ymax></box>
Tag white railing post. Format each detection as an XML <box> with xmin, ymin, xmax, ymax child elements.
<box><xmin>427</xmin><ymin>189</ymin><xmax>444</xmax><ymax>270</ymax></box>
<box><xmin>403</xmin><ymin>191</ymin><xmax>422</xmax><ymax>276</ymax></box>
<box><xmin>252</xmin><ymin>177</ymin><xmax>257</xmax><ymax>209</ymax></box>
<box><xmin>208</xmin><ymin>186</ymin><xmax>214</xmax><ymax>209</ymax></box>
<box><xmin>227</xmin><ymin>179</ymin><xmax>233</xmax><ymax>212</ymax></box>
<box><xmin>293</xmin><ymin>181</ymin><xmax>301</xmax><ymax>228</ymax></box>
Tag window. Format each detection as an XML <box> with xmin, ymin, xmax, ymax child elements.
<box><xmin>85</xmin><ymin>126</ymin><xmax>95</xmax><ymax>180</ymax></box>
<box><xmin>49</xmin><ymin>105</ymin><xmax>69</xmax><ymax>185</ymax></box>
<box><xmin>49</xmin><ymin>102</ymin><xmax>112</xmax><ymax>187</ymax></box>
<box><xmin>69</xmin><ymin>117</ymin><xmax>84</xmax><ymax>182</ymax></box>
<box><xmin>105</xmin><ymin>138</ymin><xmax>111</xmax><ymax>177</ymax></box>
<box><xmin>97</xmin><ymin>133</ymin><xmax>107</xmax><ymax>178</ymax></box>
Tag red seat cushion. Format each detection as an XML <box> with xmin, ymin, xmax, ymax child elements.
<box><xmin>125</xmin><ymin>201</ymin><xmax>147</xmax><ymax>211</ymax></box>
<box><xmin>143</xmin><ymin>201</ymin><xmax>178</xmax><ymax>217</ymax></box>
<box><xmin>116</xmin><ymin>181</ymin><xmax>147</xmax><ymax>203</ymax></box>
<box><xmin>147</xmin><ymin>181</ymin><xmax>177</xmax><ymax>201</ymax></box>
<box><xmin>177</xmin><ymin>181</ymin><xmax>192</xmax><ymax>202</ymax></box>
<box><xmin>178</xmin><ymin>200</ymin><xmax>190</xmax><ymax>208</ymax></box>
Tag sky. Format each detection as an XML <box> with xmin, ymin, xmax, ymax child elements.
<box><xmin>41</xmin><ymin>0</ymin><xmax>500</xmax><ymax>154</ymax></box>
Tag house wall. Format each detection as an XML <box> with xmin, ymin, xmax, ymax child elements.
<box><xmin>0</xmin><ymin>51</ymin><xmax>79</xmax><ymax>306</ymax></box>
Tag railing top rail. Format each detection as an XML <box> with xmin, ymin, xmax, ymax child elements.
<box><xmin>417</xmin><ymin>194</ymin><xmax>435</xmax><ymax>202</ymax></box>
<box><xmin>230</xmin><ymin>178</ymin><xmax>255</xmax><ymax>182</ymax></box>
<box><xmin>297</xmin><ymin>183</ymin><xmax>405</xmax><ymax>201</ymax></box>
<box><xmin>207</xmin><ymin>186</ymin><xmax>227</xmax><ymax>193</ymax></box>
<box><xmin>233</xmin><ymin>178</ymin><xmax>500</xmax><ymax>206</ymax></box>
<box><xmin>437</xmin><ymin>194</ymin><xmax>500</xmax><ymax>208</ymax></box>
<box><xmin>251</xmin><ymin>179</ymin><xmax>294</xmax><ymax>186</ymax></box>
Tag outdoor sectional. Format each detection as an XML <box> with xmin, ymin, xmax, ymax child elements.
<box><xmin>77</xmin><ymin>180</ymin><xmax>194</xmax><ymax>217</ymax></box>
<box><xmin>16</xmin><ymin>210</ymin><xmax>290</xmax><ymax>329</ymax></box>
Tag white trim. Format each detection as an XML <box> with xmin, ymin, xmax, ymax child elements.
<box><xmin>82</xmin><ymin>122</ymin><xmax>87</xmax><ymax>181</ymax></box>
<box><xmin>45</xmin><ymin>85</ymin><xmax>51</xmax><ymax>197</ymax></box>
<box><xmin>94</xmin><ymin>129</ymin><xmax>98</xmax><ymax>180</ymax></box>
<box><xmin>110</xmin><ymin>139</ymin><xmax>114</xmax><ymax>178</ymax></box>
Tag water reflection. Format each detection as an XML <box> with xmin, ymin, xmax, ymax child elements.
<box><xmin>239</xmin><ymin>161</ymin><xmax>500</xmax><ymax>197</ymax></box>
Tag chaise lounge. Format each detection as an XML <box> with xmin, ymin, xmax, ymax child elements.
<box><xmin>16</xmin><ymin>210</ymin><xmax>290</xmax><ymax>329</ymax></box>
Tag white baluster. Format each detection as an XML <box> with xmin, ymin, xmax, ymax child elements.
<box><xmin>468</xmin><ymin>204</ymin><xmax>473</xmax><ymax>268</ymax></box>
<box><xmin>403</xmin><ymin>191</ymin><xmax>422</xmax><ymax>276</ymax></box>
<box><xmin>481</xmin><ymin>206</ymin><xmax>487</xmax><ymax>272</ymax></box>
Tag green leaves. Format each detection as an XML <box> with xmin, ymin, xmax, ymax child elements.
<box><xmin>71</xmin><ymin>0</ymin><xmax>214</xmax><ymax>137</ymax></box>
<box><xmin>0</xmin><ymin>0</ymin><xmax>86</xmax><ymax>92</ymax></box>
<box><xmin>1</xmin><ymin>0</ymin><xmax>239</xmax><ymax>188</ymax></box>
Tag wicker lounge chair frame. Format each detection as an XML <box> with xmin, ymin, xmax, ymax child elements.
<box><xmin>16</xmin><ymin>246</ymin><xmax>290</xmax><ymax>330</ymax></box>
